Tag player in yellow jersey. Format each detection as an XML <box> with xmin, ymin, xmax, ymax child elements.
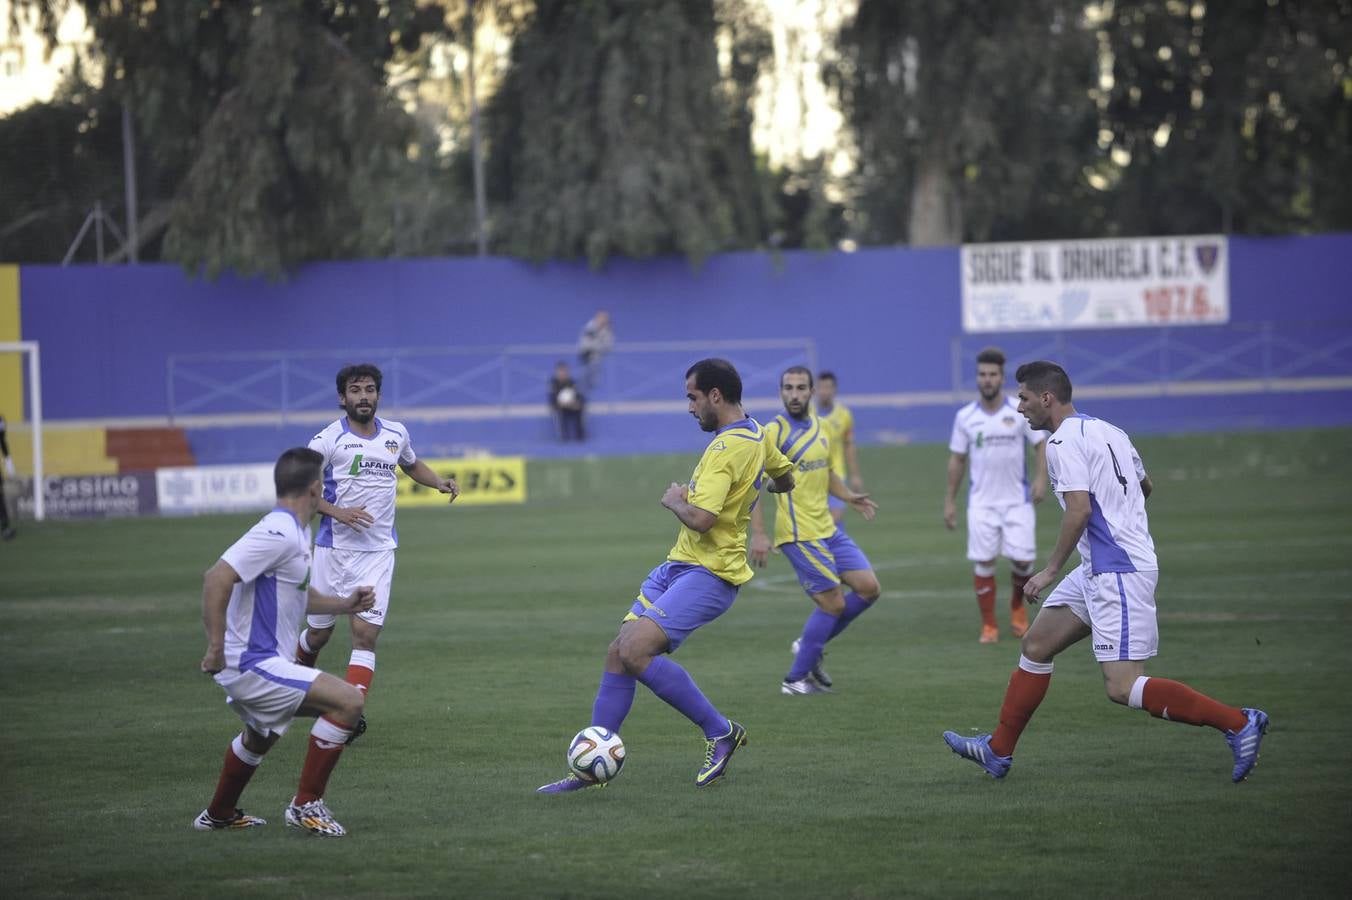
<box><xmin>752</xmin><ymin>367</ymin><xmax>881</xmax><ymax>695</ymax></box>
<box><xmin>538</xmin><ymin>359</ymin><xmax>795</xmax><ymax>794</ymax></box>
<box><xmin>815</xmin><ymin>371</ymin><xmax>864</xmax><ymax>527</ymax></box>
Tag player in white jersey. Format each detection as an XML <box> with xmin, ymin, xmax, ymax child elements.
<box><xmin>943</xmin><ymin>361</ymin><xmax>1269</xmax><ymax>783</ymax></box>
<box><xmin>294</xmin><ymin>364</ymin><xmax>458</xmax><ymax>734</ymax></box>
<box><xmin>944</xmin><ymin>347</ymin><xmax>1047</xmax><ymax>643</ymax></box>
<box><xmin>194</xmin><ymin>447</ymin><xmax>376</xmax><ymax>836</ymax></box>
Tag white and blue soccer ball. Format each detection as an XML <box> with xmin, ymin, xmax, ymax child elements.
<box><xmin>567</xmin><ymin>726</ymin><xmax>626</xmax><ymax>783</ymax></box>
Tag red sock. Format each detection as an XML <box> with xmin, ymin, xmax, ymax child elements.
<box><xmin>1010</xmin><ymin>572</ymin><xmax>1030</xmax><ymax>610</ymax></box>
<box><xmin>346</xmin><ymin>664</ymin><xmax>374</xmax><ymax>695</ymax></box>
<box><xmin>974</xmin><ymin>574</ymin><xmax>997</xmax><ymax>628</ymax></box>
<box><xmin>990</xmin><ymin>665</ymin><xmax>1052</xmax><ymax>757</ymax></box>
<box><xmin>207</xmin><ymin>737</ymin><xmax>260</xmax><ymax>819</ymax></box>
<box><xmin>295</xmin><ymin>718</ymin><xmax>350</xmax><ymax>805</ymax></box>
<box><xmin>1141</xmin><ymin>678</ymin><xmax>1247</xmax><ymax>732</ymax></box>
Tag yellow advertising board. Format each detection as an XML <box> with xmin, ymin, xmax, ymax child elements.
<box><xmin>396</xmin><ymin>456</ymin><xmax>526</xmax><ymax>506</ymax></box>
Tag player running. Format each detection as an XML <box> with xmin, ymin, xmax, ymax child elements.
<box><xmin>750</xmin><ymin>366</ymin><xmax>880</xmax><ymax>695</ymax></box>
<box><xmin>538</xmin><ymin>359</ymin><xmax>795</xmax><ymax>793</ymax></box>
<box><xmin>942</xmin><ymin>361</ymin><xmax>1269</xmax><ymax>782</ymax></box>
<box><xmin>294</xmin><ymin>364</ymin><xmax>458</xmax><ymax>736</ymax></box>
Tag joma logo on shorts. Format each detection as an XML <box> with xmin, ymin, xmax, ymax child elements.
<box><xmin>1094</xmin><ymin>642</ymin><xmax>1115</xmax><ymax>651</ymax></box>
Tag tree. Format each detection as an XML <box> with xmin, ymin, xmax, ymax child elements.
<box><xmin>0</xmin><ymin>65</ymin><xmax>129</xmax><ymax>262</ymax></box>
<box><xmin>831</xmin><ymin>0</ymin><xmax>1097</xmax><ymax>246</ymax></box>
<box><xmin>484</xmin><ymin>0</ymin><xmax>775</xmax><ymax>266</ymax></box>
<box><xmin>1095</xmin><ymin>0</ymin><xmax>1352</xmax><ymax>236</ymax></box>
<box><xmin>11</xmin><ymin>0</ymin><xmax>461</xmax><ymax>276</ymax></box>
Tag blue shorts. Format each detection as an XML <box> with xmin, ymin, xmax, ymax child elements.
<box><xmin>828</xmin><ymin>495</ymin><xmax>846</xmax><ymax>512</ymax></box>
<box><xmin>624</xmin><ymin>561</ymin><xmax>738</xmax><ymax>651</ymax></box>
<box><xmin>779</xmin><ymin>530</ymin><xmax>872</xmax><ymax>597</ymax></box>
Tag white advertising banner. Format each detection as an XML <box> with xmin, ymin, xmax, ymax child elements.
<box><xmin>961</xmin><ymin>235</ymin><xmax>1229</xmax><ymax>332</ymax></box>
<box><xmin>156</xmin><ymin>463</ymin><xmax>275</xmax><ymax>515</ymax></box>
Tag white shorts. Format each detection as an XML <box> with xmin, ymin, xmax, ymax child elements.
<box><xmin>967</xmin><ymin>502</ymin><xmax>1036</xmax><ymax>562</ymax></box>
<box><xmin>308</xmin><ymin>546</ymin><xmax>395</xmax><ymax>629</ymax></box>
<box><xmin>1043</xmin><ymin>565</ymin><xmax>1160</xmax><ymax>663</ymax></box>
<box><xmin>214</xmin><ymin>656</ymin><xmax>321</xmax><ymax>737</ymax></box>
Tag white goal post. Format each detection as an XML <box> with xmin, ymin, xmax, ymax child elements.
<box><xmin>0</xmin><ymin>340</ymin><xmax>44</xmax><ymax>521</ymax></box>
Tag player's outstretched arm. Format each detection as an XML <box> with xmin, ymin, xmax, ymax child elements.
<box><xmin>829</xmin><ymin>472</ymin><xmax>877</xmax><ymax>520</ymax></box>
<box><xmin>401</xmin><ymin>461</ymin><xmax>460</xmax><ymax>503</ymax></box>
<box><xmin>1024</xmin><ymin>490</ymin><xmax>1091</xmax><ymax>602</ymax></box>
<box><xmin>307</xmin><ymin>585</ymin><xmax>376</xmax><ymax>616</ymax></box>
<box><xmin>200</xmin><ymin>560</ymin><xmax>241</xmax><ymax>675</ymax></box>
<box><xmin>766</xmin><ymin>471</ymin><xmax>795</xmax><ymax>494</ymax></box>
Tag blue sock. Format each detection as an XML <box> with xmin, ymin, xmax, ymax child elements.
<box><xmin>637</xmin><ymin>657</ymin><xmax>730</xmax><ymax>739</ymax></box>
<box><xmin>787</xmin><ymin>608</ymin><xmax>837</xmax><ymax>681</ymax></box>
<box><xmin>828</xmin><ymin>592</ymin><xmax>872</xmax><ymax>641</ymax></box>
<box><xmin>591</xmin><ymin>671</ymin><xmax>637</xmax><ymax>733</ymax></box>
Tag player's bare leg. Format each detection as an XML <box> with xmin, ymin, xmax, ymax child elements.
<box><xmin>973</xmin><ymin>559</ymin><xmax>999</xmax><ymax>643</ymax></box>
<box><xmin>194</xmin><ymin>725</ymin><xmax>280</xmax><ymax>831</ymax></box>
<box><xmin>287</xmin><ymin>672</ymin><xmax>365</xmax><ymax>836</ymax></box>
<box><xmin>944</xmin><ymin>606</ymin><xmax>1087</xmax><ymax>776</ymax></box>
<box><xmin>295</xmin><ymin>622</ymin><xmax>335</xmax><ymax>667</ymax></box>
<box><xmin>346</xmin><ymin>617</ymin><xmax>381</xmax><ymax>697</ymax></box>
<box><xmin>1009</xmin><ymin>559</ymin><xmax>1034</xmax><ymax>637</ymax></box>
<box><xmin>610</xmin><ymin>617</ymin><xmax>743</xmax><ymax>786</ymax></box>
<box><xmin>1107</xmin><ymin>660</ymin><xmax>1268</xmax><ymax>781</ymax></box>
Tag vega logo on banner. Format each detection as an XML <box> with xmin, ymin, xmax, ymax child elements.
<box><xmin>961</xmin><ymin>235</ymin><xmax>1229</xmax><ymax>332</ymax></box>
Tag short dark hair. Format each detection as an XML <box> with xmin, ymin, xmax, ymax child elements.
<box><xmin>976</xmin><ymin>347</ymin><xmax>1006</xmax><ymax>368</ymax></box>
<box><xmin>337</xmin><ymin>363</ymin><xmax>382</xmax><ymax>395</ymax></box>
<box><xmin>817</xmin><ymin>370</ymin><xmax>838</xmax><ymax>385</ymax></box>
<box><xmin>274</xmin><ymin>447</ymin><xmax>323</xmax><ymax>498</ymax></box>
<box><xmin>781</xmin><ymin>365</ymin><xmax>814</xmax><ymax>388</ymax></box>
<box><xmin>685</xmin><ymin>358</ymin><xmax>743</xmax><ymax>404</ymax></box>
<box><xmin>1014</xmin><ymin>360</ymin><xmax>1073</xmax><ymax>402</ymax></box>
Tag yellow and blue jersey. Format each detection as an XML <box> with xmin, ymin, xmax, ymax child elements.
<box><xmin>765</xmin><ymin>413</ymin><xmax>835</xmax><ymax>546</ymax></box>
<box><xmin>816</xmin><ymin>402</ymin><xmax>855</xmax><ymax>479</ymax></box>
<box><xmin>668</xmin><ymin>417</ymin><xmax>794</xmax><ymax>586</ymax></box>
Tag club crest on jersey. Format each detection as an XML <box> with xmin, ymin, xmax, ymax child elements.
<box><xmin>1002</xmin><ymin>416</ymin><xmax>1016</xmax><ymax>427</ymax></box>
<box><xmin>384</xmin><ymin>439</ymin><xmax>399</xmax><ymax>454</ymax></box>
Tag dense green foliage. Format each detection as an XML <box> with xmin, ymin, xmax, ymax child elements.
<box><xmin>484</xmin><ymin>0</ymin><xmax>774</xmax><ymax>265</ymax></box>
<box><xmin>3</xmin><ymin>432</ymin><xmax>1351</xmax><ymax>896</ymax></box>
<box><xmin>3</xmin><ymin>1</ymin><xmax>1349</xmax><ymax>271</ymax></box>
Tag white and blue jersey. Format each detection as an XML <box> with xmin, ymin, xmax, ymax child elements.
<box><xmin>1046</xmin><ymin>413</ymin><xmax>1156</xmax><ymax>575</ymax></box>
<box><xmin>309</xmin><ymin>416</ymin><xmax>417</xmax><ymax>551</ymax></box>
<box><xmin>218</xmin><ymin>507</ymin><xmax>313</xmax><ymax>672</ymax></box>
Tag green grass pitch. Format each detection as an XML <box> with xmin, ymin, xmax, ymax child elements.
<box><xmin>3</xmin><ymin>429</ymin><xmax>1351</xmax><ymax>898</ymax></box>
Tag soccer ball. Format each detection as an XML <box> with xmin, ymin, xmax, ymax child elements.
<box><xmin>567</xmin><ymin>726</ymin><xmax>625</xmax><ymax>783</ymax></box>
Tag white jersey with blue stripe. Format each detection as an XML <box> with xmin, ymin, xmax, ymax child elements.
<box><xmin>949</xmin><ymin>396</ymin><xmax>1046</xmax><ymax>509</ymax></box>
<box><xmin>219</xmin><ymin>508</ymin><xmax>313</xmax><ymax>672</ymax></box>
<box><xmin>309</xmin><ymin>417</ymin><xmax>417</xmax><ymax>551</ymax></box>
<box><xmin>1046</xmin><ymin>413</ymin><xmax>1157</xmax><ymax>575</ymax></box>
